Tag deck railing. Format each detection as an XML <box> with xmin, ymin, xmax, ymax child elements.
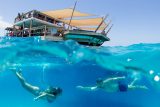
<box><xmin>14</xmin><ymin>10</ymin><xmax>60</xmax><ymax>25</ymax></box>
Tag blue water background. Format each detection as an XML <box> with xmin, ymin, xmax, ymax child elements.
<box><xmin>0</xmin><ymin>37</ymin><xmax>160</xmax><ymax>107</ymax></box>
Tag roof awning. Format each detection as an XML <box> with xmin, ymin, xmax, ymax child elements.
<box><xmin>42</xmin><ymin>8</ymin><xmax>92</xmax><ymax>19</ymax></box>
<box><xmin>42</xmin><ymin>8</ymin><xmax>109</xmax><ymax>31</ymax></box>
<box><xmin>62</xmin><ymin>17</ymin><xmax>106</xmax><ymax>26</ymax></box>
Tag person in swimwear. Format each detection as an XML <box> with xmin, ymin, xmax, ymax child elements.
<box><xmin>15</xmin><ymin>71</ymin><xmax>62</xmax><ymax>103</ymax></box>
<box><xmin>77</xmin><ymin>76</ymin><xmax>148</xmax><ymax>92</ymax></box>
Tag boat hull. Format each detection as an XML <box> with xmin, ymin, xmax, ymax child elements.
<box><xmin>64</xmin><ymin>30</ymin><xmax>110</xmax><ymax>46</ymax></box>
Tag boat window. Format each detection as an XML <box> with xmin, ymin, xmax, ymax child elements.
<box><xmin>46</xmin><ymin>17</ymin><xmax>54</xmax><ymax>23</ymax></box>
<box><xmin>28</xmin><ymin>12</ymin><xmax>32</xmax><ymax>18</ymax></box>
<box><xmin>33</xmin><ymin>12</ymin><xmax>38</xmax><ymax>18</ymax></box>
<box><xmin>25</xmin><ymin>12</ymin><xmax>32</xmax><ymax>18</ymax></box>
<box><xmin>50</xmin><ymin>28</ymin><xmax>57</xmax><ymax>35</ymax></box>
<box><xmin>37</xmin><ymin>14</ymin><xmax>45</xmax><ymax>20</ymax></box>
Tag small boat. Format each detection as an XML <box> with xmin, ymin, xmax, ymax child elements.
<box><xmin>5</xmin><ymin>3</ymin><xmax>112</xmax><ymax>46</ymax></box>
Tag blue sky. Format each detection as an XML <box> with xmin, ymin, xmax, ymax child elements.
<box><xmin>0</xmin><ymin>0</ymin><xmax>160</xmax><ymax>46</ymax></box>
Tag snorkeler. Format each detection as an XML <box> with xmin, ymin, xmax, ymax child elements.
<box><xmin>14</xmin><ymin>71</ymin><xmax>62</xmax><ymax>103</ymax></box>
<box><xmin>77</xmin><ymin>76</ymin><xmax>148</xmax><ymax>92</ymax></box>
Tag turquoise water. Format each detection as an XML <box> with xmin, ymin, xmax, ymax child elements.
<box><xmin>0</xmin><ymin>36</ymin><xmax>160</xmax><ymax>107</ymax></box>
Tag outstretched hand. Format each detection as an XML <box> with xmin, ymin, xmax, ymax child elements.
<box><xmin>33</xmin><ymin>97</ymin><xmax>39</xmax><ymax>101</ymax></box>
<box><xmin>76</xmin><ymin>86</ymin><xmax>84</xmax><ymax>89</ymax></box>
<box><xmin>76</xmin><ymin>85</ymin><xmax>98</xmax><ymax>91</ymax></box>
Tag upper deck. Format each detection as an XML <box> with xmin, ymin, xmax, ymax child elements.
<box><xmin>10</xmin><ymin>10</ymin><xmax>66</xmax><ymax>37</ymax></box>
<box><xmin>14</xmin><ymin>10</ymin><xmax>65</xmax><ymax>28</ymax></box>
<box><xmin>14</xmin><ymin>10</ymin><xmax>64</xmax><ymax>28</ymax></box>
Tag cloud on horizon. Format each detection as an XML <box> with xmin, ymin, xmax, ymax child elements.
<box><xmin>0</xmin><ymin>16</ymin><xmax>12</xmax><ymax>29</ymax></box>
<box><xmin>0</xmin><ymin>16</ymin><xmax>12</xmax><ymax>36</ymax></box>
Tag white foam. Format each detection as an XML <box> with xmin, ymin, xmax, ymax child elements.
<box><xmin>154</xmin><ymin>75</ymin><xmax>160</xmax><ymax>82</ymax></box>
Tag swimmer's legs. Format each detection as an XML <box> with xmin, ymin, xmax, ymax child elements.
<box><xmin>15</xmin><ymin>71</ymin><xmax>40</xmax><ymax>95</ymax></box>
<box><xmin>15</xmin><ymin>71</ymin><xmax>26</xmax><ymax>86</ymax></box>
<box><xmin>103</xmin><ymin>76</ymin><xmax>126</xmax><ymax>83</ymax></box>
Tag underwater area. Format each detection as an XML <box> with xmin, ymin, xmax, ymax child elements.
<box><xmin>0</xmin><ymin>36</ymin><xmax>160</xmax><ymax>107</ymax></box>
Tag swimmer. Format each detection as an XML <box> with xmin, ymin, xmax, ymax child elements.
<box><xmin>77</xmin><ymin>76</ymin><xmax>148</xmax><ymax>92</ymax></box>
<box><xmin>14</xmin><ymin>71</ymin><xmax>62</xmax><ymax>103</ymax></box>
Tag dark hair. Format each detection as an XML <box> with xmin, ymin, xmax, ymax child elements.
<box><xmin>47</xmin><ymin>87</ymin><xmax>62</xmax><ymax>96</ymax></box>
<box><xmin>96</xmin><ymin>78</ymin><xmax>103</xmax><ymax>84</ymax></box>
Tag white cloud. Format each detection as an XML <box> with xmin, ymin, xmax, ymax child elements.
<box><xmin>0</xmin><ymin>16</ymin><xmax>3</xmax><ymax>20</ymax></box>
<box><xmin>0</xmin><ymin>16</ymin><xmax>12</xmax><ymax>29</ymax></box>
<box><xmin>0</xmin><ymin>16</ymin><xmax>12</xmax><ymax>36</ymax></box>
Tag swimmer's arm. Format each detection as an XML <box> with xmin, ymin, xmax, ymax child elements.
<box><xmin>76</xmin><ymin>86</ymin><xmax>98</xmax><ymax>91</ymax></box>
<box><xmin>46</xmin><ymin>93</ymin><xmax>55</xmax><ymax>98</ymax></box>
<box><xmin>129</xmin><ymin>78</ymin><xmax>138</xmax><ymax>86</ymax></box>
<box><xmin>103</xmin><ymin>76</ymin><xmax>126</xmax><ymax>83</ymax></box>
<box><xmin>34</xmin><ymin>93</ymin><xmax>47</xmax><ymax>101</ymax></box>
